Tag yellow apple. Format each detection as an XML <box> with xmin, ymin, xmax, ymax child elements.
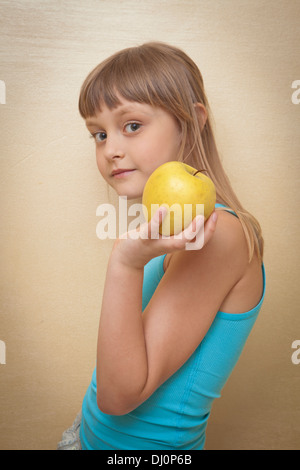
<box><xmin>142</xmin><ymin>161</ymin><xmax>216</xmax><ymax>236</ymax></box>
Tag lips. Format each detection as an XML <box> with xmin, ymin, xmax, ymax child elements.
<box><xmin>111</xmin><ymin>168</ymin><xmax>135</xmax><ymax>177</ymax></box>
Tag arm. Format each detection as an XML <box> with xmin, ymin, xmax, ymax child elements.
<box><xmin>96</xmin><ymin>210</ymin><xmax>248</xmax><ymax>415</ymax></box>
<box><xmin>96</xmin><ymin>256</ymin><xmax>146</xmax><ymax>413</ymax></box>
<box><xmin>97</xmin><ymin>208</ymin><xmax>206</xmax><ymax>414</ymax></box>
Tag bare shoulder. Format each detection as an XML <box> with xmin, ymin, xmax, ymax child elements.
<box><xmin>208</xmin><ymin>208</ymin><xmax>248</xmax><ymax>257</ymax></box>
<box><xmin>202</xmin><ymin>209</ymin><xmax>263</xmax><ymax>312</ymax></box>
<box><xmin>164</xmin><ymin>209</ymin><xmax>263</xmax><ymax>313</ymax></box>
<box><xmin>166</xmin><ymin>209</ymin><xmax>249</xmax><ymax>278</ymax></box>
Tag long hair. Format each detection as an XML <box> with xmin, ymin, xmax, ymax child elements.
<box><xmin>78</xmin><ymin>42</ymin><xmax>264</xmax><ymax>263</ymax></box>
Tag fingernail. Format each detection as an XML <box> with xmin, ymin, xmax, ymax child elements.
<box><xmin>212</xmin><ymin>212</ymin><xmax>218</xmax><ymax>222</ymax></box>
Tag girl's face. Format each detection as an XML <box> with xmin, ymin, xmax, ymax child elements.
<box><xmin>85</xmin><ymin>96</ymin><xmax>182</xmax><ymax>199</ymax></box>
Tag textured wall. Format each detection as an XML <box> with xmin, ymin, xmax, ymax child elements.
<box><xmin>0</xmin><ymin>0</ymin><xmax>299</xmax><ymax>450</ymax></box>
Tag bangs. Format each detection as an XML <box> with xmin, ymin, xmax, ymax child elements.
<box><xmin>78</xmin><ymin>44</ymin><xmax>193</xmax><ymax>120</ymax></box>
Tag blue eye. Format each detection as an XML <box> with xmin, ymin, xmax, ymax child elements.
<box><xmin>92</xmin><ymin>131</ymin><xmax>107</xmax><ymax>142</ymax></box>
<box><xmin>125</xmin><ymin>123</ymin><xmax>141</xmax><ymax>133</ymax></box>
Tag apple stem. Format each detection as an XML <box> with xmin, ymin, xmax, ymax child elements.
<box><xmin>193</xmin><ymin>169</ymin><xmax>207</xmax><ymax>176</ymax></box>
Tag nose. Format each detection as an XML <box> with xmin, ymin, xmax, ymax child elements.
<box><xmin>103</xmin><ymin>134</ymin><xmax>125</xmax><ymax>160</ymax></box>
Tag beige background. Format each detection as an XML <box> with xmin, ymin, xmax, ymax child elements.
<box><xmin>0</xmin><ymin>0</ymin><xmax>299</xmax><ymax>450</ymax></box>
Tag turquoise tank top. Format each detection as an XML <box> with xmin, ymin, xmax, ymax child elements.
<box><xmin>80</xmin><ymin>206</ymin><xmax>266</xmax><ymax>450</ymax></box>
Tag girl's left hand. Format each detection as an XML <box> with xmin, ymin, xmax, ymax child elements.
<box><xmin>112</xmin><ymin>206</ymin><xmax>218</xmax><ymax>270</ymax></box>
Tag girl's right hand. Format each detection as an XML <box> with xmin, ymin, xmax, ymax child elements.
<box><xmin>112</xmin><ymin>206</ymin><xmax>218</xmax><ymax>270</ymax></box>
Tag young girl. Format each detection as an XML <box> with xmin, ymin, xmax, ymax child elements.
<box><xmin>57</xmin><ymin>42</ymin><xmax>265</xmax><ymax>450</ymax></box>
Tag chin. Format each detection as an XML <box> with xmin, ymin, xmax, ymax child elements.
<box><xmin>116</xmin><ymin>187</ymin><xmax>143</xmax><ymax>200</ymax></box>
<box><xmin>120</xmin><ymin>192</ymin><xmax>142</xmax><ymax>200</ymax></box>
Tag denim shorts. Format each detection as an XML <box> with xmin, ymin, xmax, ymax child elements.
<box><xmin>57</xmin><ymin>411</ymin><xmax>82</xmax><ymax>450</ymax></box>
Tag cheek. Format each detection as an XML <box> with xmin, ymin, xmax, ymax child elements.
<box><xmin>157</xmin><ymin>123</ymin><xmax>182</xmax><ymax>158</ymax></box>
<box><xmin>151</xmin><ymin>136</ymin><xmax>181</xmax><ymax>164</ymax></box>
<box><xmin>96</xmin><ymin>156</ymin><xmax>101</xmax><ymax>173</ymax></box>
<box><xmin>96</xmin><ymin>156</ymin><xmax>107</xmax><ymax>180</ymax></box>
<box><xmin>140</xmin><ymin>136</ymin><xmax>180</xmax><ymax>177</ymax></box>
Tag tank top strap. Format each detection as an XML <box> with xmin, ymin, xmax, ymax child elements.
<box><xmin>215</xmin><ymin>203</ymin><xmax>238</xmax><ymax>218</ymax></box>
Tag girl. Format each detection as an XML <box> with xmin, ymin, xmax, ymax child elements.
<box><xmin>57</xmin><ymin>42</ymin><xmax>265</xmax><ymax>450</ymax></box>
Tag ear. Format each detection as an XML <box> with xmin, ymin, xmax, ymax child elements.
<box><xmin>194</xmin><ymin>103</ymin><xmax>208</xmax><ymax>131</ymax></box>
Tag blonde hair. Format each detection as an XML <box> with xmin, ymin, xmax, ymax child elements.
<box><xmin>79</xmin><ymin>42</ymin><xmax>264</xmax><ymax>263</ymax></box>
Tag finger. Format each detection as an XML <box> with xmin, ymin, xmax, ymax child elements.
<box><xmin>184</xmin><ymin>214</ymin><xmax>205</xmax><ymax>240</ymax></box>
<box><xmin>199</xmin><ymin>211</ymin><xmax>218</xmax><ymax>248</ymax></box>
<box><xmin>185</xmin><ymin>211</ymin><xmax>218</xmax><ymax>250</ymax></box>
<box><xmin>184</xmin><ymin>215</ymin><xmax>205</xmax><ymax>250</ymax></box>
<box><xmin>204</xmin><ymin>211</ymin><xmax>218</xmax><ymax>241</ymax></box>
<box><xmin>150</xmin><ymin>205</ymin><xmax>168</xmax><ymax>239</ymax></box>
<box><xmin>140</xmin><ymin>205</ymin><xmax>168</xmax><ymax>240</ymax></box>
